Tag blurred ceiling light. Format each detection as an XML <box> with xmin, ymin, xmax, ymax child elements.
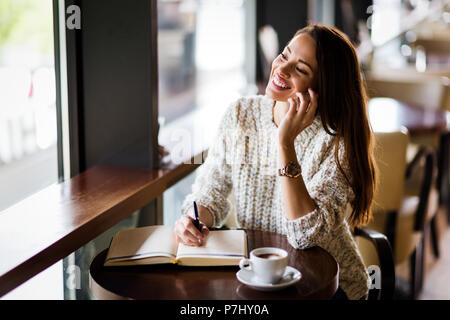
<box><xmin>259</xmin><ymin>25</ymin><xmax>279</xmax><ymax>64</ymax></box>
<box><xmin>198</xmin><ymin>0</ymin><xmax>243</xmax><ymax>8</ymax></box>
<box><xmin>415</xmin><ymin>45</ymin><xmax>426</xmax><ymax>72</ymax></box>
<box><xmin>368</xmin><ymin>98</ymin><xmax>400</xmax><ymax>133</ymax></box>
<box><xmin>443</xmin><ymin>11</ymin><xmax>450</xmax><ymax>24</ymax></box>
<box><xmin>179</xmin><ymin>0</ymin><xmax>197</xmax><ymax>12</ymax></box>
<box><xmin>401</xmin><ymin>44</ymin><xmax>412</xmax><ymax>56</ymax></box>
<box><xmin>405</xmin><ymin>31</ymin><xmax>417</xmax><ymax>43</ymax></box>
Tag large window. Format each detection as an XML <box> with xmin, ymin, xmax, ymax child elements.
<box><xmin>158</xmin><ymin>0</ymin><xmax>248</xmax><ymax>125</ymax></box>
<box><xmin>0</xmin><ymin>0</ymin><xmax>62</xmax><ymax>299</ymax></box>
<box><xmin>158</xmin><ymin>0</ymin><xmax>251</xmax><ymax>226</ymax></box>
<box><xmin>0</xmin><ymin>0</ymin><xmax>58</xmax><ymax>211</ymax></box>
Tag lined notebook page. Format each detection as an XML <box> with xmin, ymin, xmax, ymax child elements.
<box><xmin>176</xmin><ymin>229</ymin><xmax>247</xmax><ymax>258</ymax></box>
<box><xmin>106</xmin><ymin>225</ymin><xmax>178</xmax><ymax>261</ymax></box>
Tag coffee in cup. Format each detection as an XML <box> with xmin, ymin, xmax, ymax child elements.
<box><xmin>255</xmin><ymin>253</ymin><xmax>282</xmax><ymax>259</ymax></box>
<box><xmin>239</xmin><ymin>247</ymin><xmax>288</xmax><ymax>284</ymax></box>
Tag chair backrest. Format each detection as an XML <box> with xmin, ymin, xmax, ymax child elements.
<box><xmin>365</xmin><ymin>73</ymin><xmax>450</xmax><ymax>111</ymax></box>
<box><xmin>354</xmin><ymin>227</ymin><xmax>395</xmax><ymax>300</ymax></box>
<box><xmin>355</xmin><ymin>232</ymin><xmax>380</xmax><ymax>270</ymax></box>
<box><xmin>354</xmin><ymin>233</ymin><xmax>379</xmax><ymax>300</ymax></box>
<box><xmin>372</xmin><ymin>130</ymin><xmax>409</xmax><ymax>213</ymax></box>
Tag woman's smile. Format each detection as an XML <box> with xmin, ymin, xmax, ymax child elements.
<box><xmin>271</xmin><ymin>73</ymin><xmax>291</xmax><ymax>90</ymax></box>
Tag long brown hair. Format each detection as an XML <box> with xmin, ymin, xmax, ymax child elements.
<box><xmin>294</xmin><ymin>24</ymin><xmax>377</xmax><ymax>227</ymax></box>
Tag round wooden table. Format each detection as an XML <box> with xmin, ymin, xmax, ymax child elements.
<box><xmin>90</xmin><ymin>230</ymin><xmax>339</xmax><ymax>300</ymax></box>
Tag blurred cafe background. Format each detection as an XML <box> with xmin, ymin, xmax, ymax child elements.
<box><xmin>1</xmin><ymin>0</ymin><xmax>449</xmax><ymax>300</ymax></box>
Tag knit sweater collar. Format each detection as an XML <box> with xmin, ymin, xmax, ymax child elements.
<box><xmin>261</xmin><ymin>95</ymin><xmax>323</xmax><ymax>139</ymax></box>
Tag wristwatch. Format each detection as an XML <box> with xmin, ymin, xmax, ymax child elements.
<box><xmin>278</xmin><ymin>161</ymin><xmax>302</xmax><ymax>178</ymax></box>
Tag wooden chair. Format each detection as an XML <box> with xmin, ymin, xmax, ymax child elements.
<box><xmin>403</xmin><ymin>148</ymin><xmax>441</xmax><ymax>259</ymax></box>
<box><xmin>367</xmin><ymin>130</ymin><xmax>436</xmax><ymax>299</ymax></box>
<box><xmin>365</xmin><ymin>73</ymin><xmax>444</xmax><ymax>255</ymax></box>
<box><xmin>354</xmin><ymin>226</ymin><xmax>395</xmax><ymax>300</ymax></box>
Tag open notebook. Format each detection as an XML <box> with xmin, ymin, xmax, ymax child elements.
<box><xmin>104</xmin><ymin>225</ymin><xmax>248</xmax><ymax>267</ymax></box>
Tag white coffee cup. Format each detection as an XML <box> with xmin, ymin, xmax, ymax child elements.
<box><xmin>239</xmin><ymin>247</ymin><xmax>288</xmax><ymax>284</ymax></box>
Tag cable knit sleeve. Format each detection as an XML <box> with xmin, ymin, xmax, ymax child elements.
<box><xmin>180</xmin><ymin>101</ymin><xmax>238</xmax><ymax>227</ymax></box>
<box><xmin>283</xmin><ymin>138</ymin><xmax>354</xmax><ymax>249</ymax></box>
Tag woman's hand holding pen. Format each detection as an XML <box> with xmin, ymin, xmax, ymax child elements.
<box><xmin>277</xmin><ymin>88</ymin><xmax>318</xmax><ymax>147</ymax></box>
<box><xmin>174</xmin><ymin>205</ymin><xmax>210</xmax><ymax>247</ymax></box>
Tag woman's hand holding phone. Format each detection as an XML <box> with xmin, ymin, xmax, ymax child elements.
<box><xmin>277</xmin><ymin>88</ymin><xmax>318</xmax><ymax>147</ymax></box>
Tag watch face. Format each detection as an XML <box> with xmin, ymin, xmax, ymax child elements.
<box><xmin>279</xmin><ymin>162</ymin><xmax>301</xmax><ymax>177</ymax></box>
<box><xmin>287</xmin><ymin>163</ymin><xmax>301</xmax><ymax>175</ymax></box>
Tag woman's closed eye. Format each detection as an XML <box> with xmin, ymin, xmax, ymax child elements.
<box><xmin>280</xmin><ymin>53</ymin><xmax>308</xmax><ymax>75</ymax></box>
<box><xmin>296</xmin><ymin>67</ymin><xmax>308</xmax><ymax>75</ymax></box>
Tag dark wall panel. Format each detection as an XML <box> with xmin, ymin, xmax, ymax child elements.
<box><xmin>256</xmin><ymin>0</ymin><xmax>308</xmax><ymax>81</ymax></box>
<box><xmin>334</xmin><ymin>0</ymin><xmax>373</xmax><ymax>44</ymax></box>
<box><xmin>79</xmin><ymin>0</ymin><xmax>157</xmax><ymax>171</ymax></box>
<box><xmin>64</xmin><ymin>0</ymin><xmax>159</xmax><ymax>300</ymax></box>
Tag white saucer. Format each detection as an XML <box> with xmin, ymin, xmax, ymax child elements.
<box><xmin>236</xmin><ymin>266</ymin><xmax>302</xmax><ymax>292</ymax></box>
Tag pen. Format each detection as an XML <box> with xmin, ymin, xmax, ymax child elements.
<box><xmin>193</xmin><ymin>201</ymin><xmax>201</xmax><ymax>232</ymax></box>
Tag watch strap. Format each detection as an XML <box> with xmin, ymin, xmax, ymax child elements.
<box><xmin>278</xmin><ymin>161</ymin><xmax>302</xmax><ymax>178</ymax></box>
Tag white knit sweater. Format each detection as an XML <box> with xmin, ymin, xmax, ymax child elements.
<box><xmin>181</xmin><ymin>95</ymin><xmax>371</xmax><ymax>300</ymax></box>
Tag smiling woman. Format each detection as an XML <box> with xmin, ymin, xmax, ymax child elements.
<box><xmin>177</xmin><ymin>24</ymin><xmax>377</xmax><ymax>300</ymax></box>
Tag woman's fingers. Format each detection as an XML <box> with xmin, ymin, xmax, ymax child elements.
<box><xmin>175</xmin><ymin>225</ymin><xmax>198</xmax><ymax>246</ymax></box>
<box><xmin>176</xmin><ymin>234</ymin><xmax>196</xmax><ymax>247</ymax></box>
<box><xmin>295</xmin><ymin>89</ymin><xmax>318</xmax><ymax>121</ymax></box>
<box><xmin>200</xmin><ymin>222</ymin><xmax>210</xmax><ymax>237</ymax></box>
<box><xmin>175</xmin><ymin>215</ymin><xmax>211</xmax><ymax>246</ymax></box>
<box><xmin>303</xmin><ymin>90</ymin><xmax>318</xmax><ymax>128</ymax></box>
<box><xmin>307</xmin><ymin>88</ymin><xmax>318</xmax><ymax>115</ymax></box>
<box><xmin>287</xmin><ymin>97</ymin><xmax>297</xmax><ymax>116</ymax></box>
<box><xmin>174</xmin><ymin>220</ymin><xmax>192</xmax><ymax>245</ymax></box>
<box><xmin>185</xmin><ymin>216</ymin><xmax>206</xmax><ymax>238</ymax></box>
<box><xmin>295</xmin><ymin>92</ymin><xmax>309</xmax><ymax>117</ymax></box>
<box><xmin>185</xmin><ymin>219</ymin><xmax>206</xmax><ymax>245</ymax></box>
<box><xmin>175</xmin><ymin>216</ymin><xmax>204</xmax><ymax>246</ymax></box>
